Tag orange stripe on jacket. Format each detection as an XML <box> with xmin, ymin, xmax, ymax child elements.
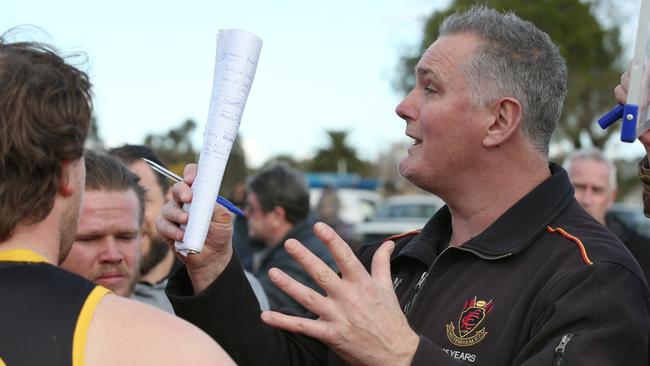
<box><xmin>385</xmin><ymin>230</ymin><xmax>421</xmax><ymax>243</ymax></box>
<box><xmin>546</xmin><ymin>226</ymin><xmax>593</xmax><ymax>265</ymax></box>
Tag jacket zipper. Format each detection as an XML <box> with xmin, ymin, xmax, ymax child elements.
<box><xmin>403</xmin><ymin>247</ymin><xmax>512</xmax><ymax>319</ymax></box>
<box><xmin>404</xmin><ymin>271</ymin><xmax>428</xmax><ymax>317</ymax></box>
<box><xmin>553</xmin><ymin>333</ymin><xmax>573</xmax><ymax>366</ymax></box>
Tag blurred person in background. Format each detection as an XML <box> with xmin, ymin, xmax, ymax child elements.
<box><xmin>110</xmin><ymin>144</ymin><xmax>269</xmax><ymax>311</ymax></box>
<box><xmin>315</xmin><ymin>184</ymin><xmax>353</xmax><ymax>245</ymax></box>
<box><xmin>244</xmin><ymin>163</ymin><xmax>337</xmax><ymax>314</ymax></box>
<box><xmin>230</xmin><ymin>181</ymin><xmax>265</xmax><ymax>272</ymax></box>
<box><xmin>564</xmin><ymin>147</ymin><xmax>650</xmax><ymax>282</ymax></box>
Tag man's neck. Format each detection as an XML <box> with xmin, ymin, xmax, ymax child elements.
<box><xmin>140</xmin><ymin>250</ymin><xmax>176</xmax><ymax>285</ymax></box>
<box><xmin>2</xmin><ymin>218</ymin><xmax>61</xmax><ymax>265</ymax></box>
<box><xmin>445</xmin><ymin>154</ymin><xmax>551</xmax><ymax>246</ymax></box>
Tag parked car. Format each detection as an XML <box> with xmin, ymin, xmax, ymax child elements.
<box><xmin>607</xmin><ymin>203</ymin><xmax>650</xmax><ymax>237</ymax></box>
<box><xmin>309</xmin><ymin>188</ymin><xmax>383</xmax><ymax>225</ymax></box>
<box><xmin>352</xmin><ymin>194</ymin><xmax>445</xmax><ymax>245</ymax></box>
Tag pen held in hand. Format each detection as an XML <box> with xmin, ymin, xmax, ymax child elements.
<box><xmin>140</xmin><ymin>158</ymin><xmax>246</xmax><ymax>217</ymax></box>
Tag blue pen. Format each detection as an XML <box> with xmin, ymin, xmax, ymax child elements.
<box><xmin>140</xmin><ymin>158</ymin><xmax>246</xmax><ymax>217</ymax></box>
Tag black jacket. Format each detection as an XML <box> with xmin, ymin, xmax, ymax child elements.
<box><xmin>250</xmin><ymin>218</ymin><xmax>336</xmax><ymax>314</ymax></box>
<box><xmin>607</xmin><ymin>212</ymin><xmax>650</xmax><ymax>285</ymax></box>
<box><xmin>167</xmin><ymin>164</ymin><xmax>650</xmax><ymax>365</ymax></box>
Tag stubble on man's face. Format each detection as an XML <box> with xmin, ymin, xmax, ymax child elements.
<box><xmin>139</xmin><ymin>234</ymin><xmax>169</xmax><ymax>275</ymax></box>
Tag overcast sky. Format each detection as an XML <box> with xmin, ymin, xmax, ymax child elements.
<box><xmin>3</xmin><ymin>0</ymin><xmax>646</xmax><ymax>167</ymax></box>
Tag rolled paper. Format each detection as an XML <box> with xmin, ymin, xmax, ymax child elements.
<box><xmin>175</xmin><ymin>29</ymin><xmax>262</xmax><ymax>255</ymax></box>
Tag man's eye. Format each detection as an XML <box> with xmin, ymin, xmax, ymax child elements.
<box><xmin>118</xmin><ymin>234</ymin><xmax>137</xmax><ymax>241</ymax></box>
<box><xmin>424</xmin><ymin>83</ymin><xmax>437</xmax><ymax>95</ymax></box>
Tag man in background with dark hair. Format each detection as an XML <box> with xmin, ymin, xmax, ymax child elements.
<box><xmin>109</xmin><ymin>145</ymin><xmax>178</xmax><ymax>310</ymax></box>
<box><xmin>244</xmin><ymin>163</ymin><xmax>336</xmax><ymax>313</ymax></box>
<box><xmin>110</xmin><ymin>144</ymin><xmax>269</xmax><ymax>312</ymax></box>
<box><xmin>0</xmin><ymin>35</ymin><xmax>234</xmax><ymax>365</ymax></box>
<box><xmin>61</xmin><ymin>150</ymin><xmax>145</xmax><ymax>298</ymax></box>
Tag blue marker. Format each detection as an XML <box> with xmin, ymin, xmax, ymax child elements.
<box><xmin>140</xmin><ymin>158</ymin><xmax>245</xmax><ymax>217</ymax></box>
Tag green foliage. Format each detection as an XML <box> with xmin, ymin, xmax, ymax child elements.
<box><xmin>144</xmin><ymin>119</ymin><xmax>198</xmax><ymax>172</ymax></box>
<box><xmin>394</xmin><ymin>0</ymin><xmax>623</xmax><ymax>149</ymax></box>
<box><xmin>306</xmin><ymin>130</ymin><xmax>372</xmax><ymax>175</ymax></box>
<box><xmin>220</xmin><ymin>135</ymin><xmax>248</xmax><ymax>199</ymax></box>
<box><xmin>261</xmin><ymin>154</ymin><xmax>305</xmax><ymax>170</ymax></box>
<box><xmin>85</xmin><ymin>116</ymin><xmax>105</xmax><ymax>151</ymax></box>
<box><xmin>142</xmin><ymin>119</ymin><xmax>248</xmax><ymax>199</ymax></box>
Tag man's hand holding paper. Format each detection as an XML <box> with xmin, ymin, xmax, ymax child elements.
<box><xmin>157</xmin><ymin>163</ymin><xmax>234</xmax><ymax>294</ymax></box>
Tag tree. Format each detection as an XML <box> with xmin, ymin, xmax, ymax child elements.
<box><xmin>144</xmin><ymin>119</ymin><xmax>198</xmax><ymax>174</ymax></box>
<box><xmin>394</xmin><ymin>0</ymin><xmax>623</xmax><ymax>150</ymax></box>
<box><xmin>307</xmin><ymin>130</ymin><xmax>371</xmax><ymax>175</ymax></box>
<box><xmin>85</xmin><ymin>116</ymin><xmax>105</xmax><ymax>151</ymax></box>
<box><xmin>220</xmin><ymin>134</ymin><xmax>248</xmax><ymax>200</ymax></box>
<box><xmin>142</xmin><ymin>119</ymin><xmax>248</xmax><ymax>199</ymax></box>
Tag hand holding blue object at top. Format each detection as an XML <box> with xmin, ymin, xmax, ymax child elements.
<box><xmin>598</xmin><ymin>0</ymin><xmax>650</xmax><ymax>143</ymax></box>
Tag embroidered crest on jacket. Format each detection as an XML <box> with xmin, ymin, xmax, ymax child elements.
<box><xmin>446</xmin><ymin>297</ymin><xmax>494</xmax><ymax>347</ymax></box>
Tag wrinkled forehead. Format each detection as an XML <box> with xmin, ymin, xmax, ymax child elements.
<box><xmin>417</xmin><ymin>33</ymin><xmax>481</xmax><ymax>80</ymax></box>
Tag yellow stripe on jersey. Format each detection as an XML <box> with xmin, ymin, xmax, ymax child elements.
<box><xmin>72</xmin><ymin>286</ymin><xmax>111</xmax><ymax>366</ymax></box>
<box><xmin>0</xmin><ymin>249</ymin><xmax>48</xmax><ymax>263</ymax></box>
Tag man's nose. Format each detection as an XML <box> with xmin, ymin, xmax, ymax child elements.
<box><xmin>578</xmin><ymin>187</ymin><xmax>594</xmax><ymax>205</ymax></box>
<box><xmin>99</xmin><ymin>238</ymin><xmax>124</xmax><ymax>263</ymax></box>
<box><xmin>395</xmin><ymin>90</ymin><xmax>417</xmax><ymax>122</ymax></box>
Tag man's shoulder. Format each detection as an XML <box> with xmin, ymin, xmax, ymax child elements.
<box><xmin>87</xmin><ymin>294</ymin><xmax>234</xmax><ymax>365</ymax></box>
<box><xmin>355</xmin><ymin>230</ymin><xmax>420</xmax><ymax>264</ymax></box>
<box><xmin>545</xmin><ymin>203</ymin><xmax>644</xmax><ymax>281</ymax></box>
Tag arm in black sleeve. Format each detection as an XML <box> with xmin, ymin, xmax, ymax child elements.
<box><xmin>166</xmin><ymin>254</ymin><xmax>328</xmax><ymax>366</ymax></box>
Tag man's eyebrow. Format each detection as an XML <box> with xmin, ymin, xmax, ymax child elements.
<box><xmin>415</xmin><ymin>66</ymin><xmax>441</xmax><ymax>82</ymax></box>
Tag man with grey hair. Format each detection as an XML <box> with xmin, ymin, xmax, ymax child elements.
<box><xmin>565</xmin><ymin>147</ymin><xmax>650</xmax><ymax>282</ymax></box>
<box><xmin>563</xmin><ymin>148</ymin><xmax>618</xmax><ymax>225</ymax></box>
<box><xmin>159</xmin><ymin>6</ymin><xmax>650</xmax><ymax>365</ymax></box>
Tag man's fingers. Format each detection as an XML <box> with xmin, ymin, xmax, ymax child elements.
<box><xmin>313</xmin><ymin>222</ymin><xmax>368</xmax><ymax>282</ymax></box>
<box><xmin>371</xmin><ymin>241</ymin><xmax>395</xmax><ymax>288</ymax></box>
<box><xmin>284</xmin><ymin>238</ymin><xmax>344</xmax><ymax>297</ymax></box>
<box><xmin>620</xmin><ymin>70</ymin><xmax>630</xmax><ymax>89</ymax></box>
<box><xmin>182</xmin><ymin>163</ymin><xmax>198</xmax><ymax>185</ymax></box>
<box><xmin>261</xmin><ymin>311</ymin><xmax>329</xmax><ymax>340</ymax></box>
<box><xmin>614</xmin><ymin>85</ymin><xmax>628</xmax><ymax>105</ymax></box>
<box><xmin>171</xmin><ymin>179</ymin><xmax>193</xmax><ymax>204</ymax></box>
<box><xmin>268</xmin><ymin>267</ymin><xmax>331</xmax><ymax>316</ymax></box>
<box><xmin>156</xmin><ymin>213</ymin><xmax>185</xmax><ymax>243</ymax></box>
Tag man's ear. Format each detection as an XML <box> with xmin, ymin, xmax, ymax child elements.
<box><xmin>58</xmin><ymin>160</ymin><xmax>76</xmax><ymax>197</ymax></box>
<box><xmin>482</xmin><ymin>97</ymin><xmax>522</xmax><ymax>148</ymax></box>
<box><xmin>271</xmin><ymin>206</ymin><xmax>287</xmax><ymax>224</ymax></box>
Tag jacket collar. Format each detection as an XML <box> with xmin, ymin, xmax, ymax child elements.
<box><xmin>395</xmin><ymin>163</ymin><xmax>574</xmax><ymax>266</ymax></box>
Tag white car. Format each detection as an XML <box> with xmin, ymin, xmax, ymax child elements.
<box><xmin>353</xmin><ymin>194</ymin><xmax>445</xmax><ymax>244</ymax></box>
<box><xmin>309</xmin><ymin>188</ymin><xmax>383</xmax><ymax>225</ymax></box>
